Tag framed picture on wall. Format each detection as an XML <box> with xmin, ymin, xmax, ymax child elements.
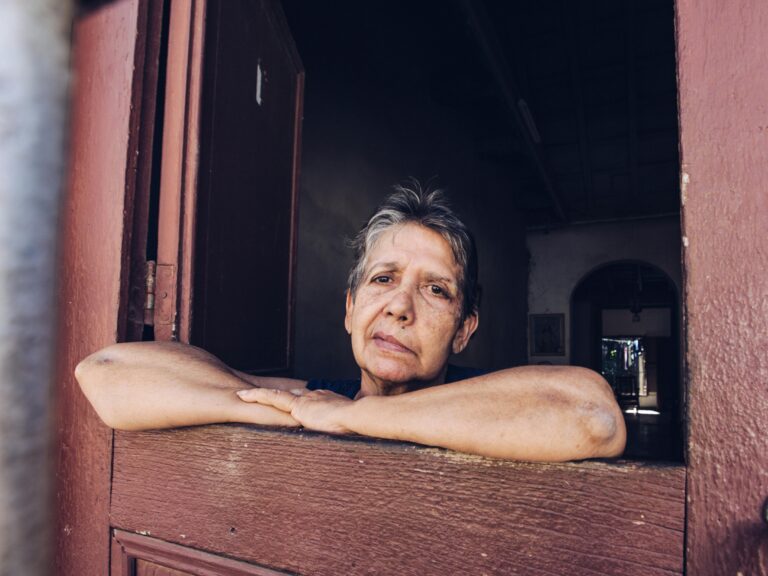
<box><xmin>529</xmin><ymin>313</ymin><xmax>565</xmax><ymax>356</ymax></box>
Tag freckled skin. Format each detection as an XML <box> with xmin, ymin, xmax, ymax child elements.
<box><xmin>344</xmin><ymin>223</ymin><xmax>478</xmax><ymax>397</ymax></box>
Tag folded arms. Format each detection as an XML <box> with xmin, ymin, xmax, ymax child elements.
<box><xmin>76</xmin><ymin>342</ymin><xmax>625</xmax><ymax>461</ymax></box>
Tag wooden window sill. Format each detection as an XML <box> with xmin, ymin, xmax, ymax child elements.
<box><xmin>112</xmin><ymin>424</ymin><xmax>685</xmax><ymax>575</ymax></box>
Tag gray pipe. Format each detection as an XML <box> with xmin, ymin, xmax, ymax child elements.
<box><xmin>0</xmin><ymin>2</ymin><xmax>72</xmax><ymax>574</ymax></box>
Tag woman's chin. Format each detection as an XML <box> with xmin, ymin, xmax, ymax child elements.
<box><xmin>366</xmin><ymin>358</ymin><xmax>418</xmax><ymax>384</ymax></box>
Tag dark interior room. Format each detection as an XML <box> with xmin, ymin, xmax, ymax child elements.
<box><xmin>280</xmin><ymin>0</ymin><xmax>682</xmax><ymax>460</ymax></box>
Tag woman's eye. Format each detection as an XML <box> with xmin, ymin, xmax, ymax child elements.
<box><xmin>429</xmin><ymin>285</ymin><xmax>446</xmax><ymax>297</ymax></box>
<box><xmin>372</xmin><ymin>275</ymin><xmax>391</xmax><ymax>284</ymax></box>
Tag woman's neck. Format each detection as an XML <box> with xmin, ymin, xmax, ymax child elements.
<box><xmin>357</xmin><ymin>367</ymin><xmax>447</xmax><ymax>399</ymax></box>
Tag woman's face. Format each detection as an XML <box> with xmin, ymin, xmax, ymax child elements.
<box><xmin>345</xmin><ymin>223</ymin><xmax>478</xmax><ymax>395</ymax></box>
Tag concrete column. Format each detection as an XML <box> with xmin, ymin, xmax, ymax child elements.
<box><xmin>0</xmin><ymin>2</ymin><xmax>72</xmax><ymax>574</ymax></box>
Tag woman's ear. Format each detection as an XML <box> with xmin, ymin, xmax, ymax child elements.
<box><xmin>452</xmin><ymin>312</ymin><xmax>479</xmax><ymax>354</ymax></box>
<box><xmin>344</xmin><ymin>290</ymin><xmax>353</xmax><ymax>334</ymax></box>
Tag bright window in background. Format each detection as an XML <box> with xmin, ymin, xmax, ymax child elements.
<box><xmin>602</xmin><ymin>337</ymin><xmax>645</xmax><ymax>408</ymax></box>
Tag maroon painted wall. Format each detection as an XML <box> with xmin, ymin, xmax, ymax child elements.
<box><xmin>676</xmin><ymin>1</ymin><xmax>768</xmax><ymax>573</ymax></box>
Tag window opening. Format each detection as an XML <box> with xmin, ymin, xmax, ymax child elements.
<box><xmin>253</xmin><ymin>0</ymin><xmax>683</xmax><ymax>460</ymax></box>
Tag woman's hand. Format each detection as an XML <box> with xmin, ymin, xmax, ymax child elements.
<box><xmin>238</xmin><ymin>366</ymin><xmax>626</xmax><ymax>461</ymax></box>
<box><xmin>237</xmin><ymin>388</ymin><xmax>354</xmax><ymax>434</ymax></box>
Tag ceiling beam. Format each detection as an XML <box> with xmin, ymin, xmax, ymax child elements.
<box><xmin>626</xmin><ymin>0</ymin><xmax>640</xmax><ymax>201</ymax></box>
<box><xmin>459</xmin><ymin>0</ymin><xmax>568</xmax><ymax>223</ymax></box>
<box><xmin>565</xmin><ymin>1</ymin><xmax>594</xmax><ymax>215</ymax></box>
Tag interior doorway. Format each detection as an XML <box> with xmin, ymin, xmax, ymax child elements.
<box><xmin>571</xmin><ymin>261</ymin><xmax>682</xmax><ymax>460</ymax></box>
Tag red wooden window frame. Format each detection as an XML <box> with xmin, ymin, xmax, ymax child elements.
<box><xmin>57</xmin><ymin>0</ymin><xmax>768</xmax><ymax>574</ymax></box>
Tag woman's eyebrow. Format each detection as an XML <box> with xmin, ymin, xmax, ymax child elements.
<box><xmin>365</xmin><ymin>260</ymin><xmax>401</xmax><ymax>274</ymax></box>
<box><xmin>424</xmin><ymin>273</ymin><xmax>458</xmax><ymax>287</ymax></box>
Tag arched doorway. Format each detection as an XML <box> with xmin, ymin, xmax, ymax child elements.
<box><xmin>571</xmin><ymin>261</ymin><xmax>682</xmax><ymax>461</ymax></box>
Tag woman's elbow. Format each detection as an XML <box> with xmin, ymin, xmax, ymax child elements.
<box><xmin>74</xmin><ymin>349</ymin><xmax>122</xmax><ymax>429</ymax></box>
<box><xmin>75</xmin><ymin>348</ymin><xmax>112</xmax><ymax>395</ymax></box>
<box><xmin>583</xmin><ymin>400</ymin><xmax>626</xmax><ymax>458</ymax></box>
<box><xmin>567</xmin><ymin>368</ymin><xmax>626</xmax><ymax>458</ymax></box>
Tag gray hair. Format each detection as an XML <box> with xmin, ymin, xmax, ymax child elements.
<box><xmin>347</xmin><ymin>182</ymin><xmax>480</xmax><ymax>319</ymax></box>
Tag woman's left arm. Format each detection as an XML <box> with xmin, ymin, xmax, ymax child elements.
<box><xmin>237</xmin><ymin>365</ymin><xmax>626</xmax><ymax>461</ymax></box>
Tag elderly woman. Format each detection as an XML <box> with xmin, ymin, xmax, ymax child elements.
<box><xmin>76</xmin><ymin>186</ymin><xmax>626</xmax><ymax>461</ymax></box>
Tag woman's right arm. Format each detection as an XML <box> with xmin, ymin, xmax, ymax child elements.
<box><xmin>75</xmin><ymin>341</ymin><xmax>304</xmax><ymax>431</ymax></box>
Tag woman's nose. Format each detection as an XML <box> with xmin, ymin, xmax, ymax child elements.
<box><xmin>384</xmin><ymin>287</ymin><xmax>415</xmax><ymax>323</ymax></box>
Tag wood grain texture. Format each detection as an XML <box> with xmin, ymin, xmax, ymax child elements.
<box><xmin>676</xmin><ymin>0</ymin><xmax>768</xmax><ymax>574</ymax></box>
<box><xmin>54</xmin><ymin>2</ymin><xmax>148</xmax><ymax>574</ymax></box>
<box><xmin>112</xmin><ymin>426</ymin><xmax>685</xmax><ymax>576</ymax></box>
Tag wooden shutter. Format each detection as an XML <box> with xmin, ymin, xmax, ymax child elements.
<box><xmin>155</xmin><ymin>0</ymin><xmax>303</xmax><ymax>374</ymax></box>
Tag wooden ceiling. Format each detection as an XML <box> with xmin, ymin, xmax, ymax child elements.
<box><xmin>449</xmin><ymin>0</ymin><xmax>681</xmax><ymax>227</ymax></box>
<box><xmin>283</xmin><ymin>0</ymin><xmax>681</xmax><ymax>228</ymax></box>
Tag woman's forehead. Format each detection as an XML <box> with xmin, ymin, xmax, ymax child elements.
<box><xmin>366</xmin><ymin>223</ymin><xmax>459</xmax><ymax>277</ymax></box>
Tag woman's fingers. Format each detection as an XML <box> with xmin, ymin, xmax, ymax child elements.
<box><xmin>236</xmin><ymin>388</ymin><xmax>296</xmax><ymax>413</ymax></box>
<box><xmin>237</xmin><ymin>387</ymin><xmax>353</xmax><ymax>433</ymax></box>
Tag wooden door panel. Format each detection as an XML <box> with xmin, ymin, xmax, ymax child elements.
<box><xmin>112</xmin><ymin>530</ymin><xmax>291</xmax><ymax>576</ymax></box>
<box><xmin>154</xmin><ymin>0</ymin><xmax>302</xmax><ymax>374</ymax></box>
<box><xmin>111</xmin><ymin>427</ymin><xmax>685</xmax><ymax>576</ymax></box>
<box><xmin>136</xmin><ymin>560</ymin><xmax>191</xmax><ymax>576</ymax></box>
<box><xmin>190</xmin><ymin>0</ymin><xmax>303</xmax><ymax>372</ymax></box>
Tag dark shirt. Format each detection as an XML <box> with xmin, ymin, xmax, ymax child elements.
<box><xmin>306</xmin><ymin>365</ymin><xmax>486</xmax><ymax>399</ymax></box>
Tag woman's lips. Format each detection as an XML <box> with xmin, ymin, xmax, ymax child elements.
<box><xmin>372</xmin><ymin>332</ymin><xmax>413</xmax><ymax>354</ymax></box>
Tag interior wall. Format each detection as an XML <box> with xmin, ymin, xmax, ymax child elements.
<box><xmin>286</xmin><ymin>5</ymin><xmax>530</xmax><ymax>380</ymax></box>
<box><xmin>527</xmin><ymin>216</ymin><xmax>681</xmax><ymax>364</ymax></box>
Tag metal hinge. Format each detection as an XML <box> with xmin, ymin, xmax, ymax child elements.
<box><xmin>143</xmin><ymin>261</ymin><xmax>177</xmax><ymax>340</ymax></box>
<box><xmin>144</xmin><ymin>260</ymin><xmax>157</xmax><ymax>325</ymax></box>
